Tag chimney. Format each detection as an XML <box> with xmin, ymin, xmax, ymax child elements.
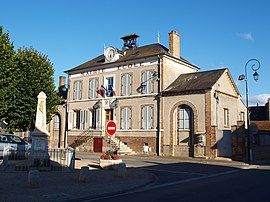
<box><xmin>59</xmin><ymin>76</ymin><xmax>66</xmax><ymax>87</ymax></box>
<box><xmin>168</xmin><ymin>30</ymin><xmax>180</xmax><ymax>58</ymax></box>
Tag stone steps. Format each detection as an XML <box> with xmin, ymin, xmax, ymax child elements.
<box><xmin>105</xmin><ymin>136</ymin><xmax>136</xmax><ymax>155</ymax></box>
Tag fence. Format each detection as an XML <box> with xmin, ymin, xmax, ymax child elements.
<box><xmin>0</xmin><ymin>147</ymin><xmax>75</xmax><ymax>171</ymax></box>
<box><xmin>48</xmin><ymin>147</ymin><xmax>75</xmax><ymax>169</ymax></box>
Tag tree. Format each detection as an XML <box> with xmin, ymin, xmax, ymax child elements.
<box><xmin>14</xmin><ymin>47</ymin><xmax>60</xmax><ymax>131</ymax></box>
<box><xmin>0</xmin><ymin>26</ymin><xmax>18</xmax><ymax>128</ymax></box>
<box><xmin>0</xmin><ymin>25</ymin><xmax>60</xmax><ymax>131</ymax></box>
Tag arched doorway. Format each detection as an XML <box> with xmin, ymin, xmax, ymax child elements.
<box><xmin>170</xmin><ymin>101</ymin><xmax>197</xmax><ymax>158</ymax></box>
<box><xmin>177</xmin><ymin>105</ymin><xmax>194</xmax><ymax>157</ymax></box>
<box><xmin>53</xmin><ymin>113</ymin><xmax>61</xmax><ymax>148</ymax></box>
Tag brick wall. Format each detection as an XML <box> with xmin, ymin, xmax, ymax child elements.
<box><xmin>118</xmin><ymin>136</ymin><xmax>156</xmax><ymax>154</ymax></box>
<box><xmin>205</xmin><ymin>91</ymin><xmax>217</xmax><ymax>158</ymax></box>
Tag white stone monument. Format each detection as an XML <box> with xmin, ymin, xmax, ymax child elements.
<box><xmin>29</xmin><ymin>91</ymin><xmax>50</xmax><ymax>167</ymax></box>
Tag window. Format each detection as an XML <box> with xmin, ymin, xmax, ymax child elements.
<box><xmin>141</xmin><ymin>105</ymin><xmax>153</xmax><ymax>129</ymax></box>
<box><xmin>73</xmin><ymin>110</ymin><xmax>88</xmax><ymax>130</ymax></box>
<box><xmin>141</xmin><ymin>71</ymin><xmax>154</xmax><ymax>94</ymax></box>
<box><xmin>89</xmin><ymin>78</ymin><xmax>98</xmax><ymax>99</ymax></box>
<box><xmin>224</xmin><ymin>108</ymin><xmax>229</xmax><ymax>127</ymax></box>
<box><xmin>92</xmin><ymin>108</ymin><xmax>101</xmax><ymax>129</ymax></box>
<box><xmin>104</xmin><ymin>76</ymin><xmax>115</xmax><ymax>97</ymax></box>
<box><xmin>178</xmin><ymin>107</ymin><xmax>190</xmax><ymax>130</ymax></box>
<box><xmin>73</xmin><ymin>81</ymin><xmax>82</xmax><ymax>100</ymax></box>
<box><xmin>121</xmin><ymin>74</ymin><xmax>132</xmax><ymax>96</ymax></box>
<box><xmin>54</xmin><ymin>115</ymin><xmax>60</xmax><ymax>130</ymax></box>
<box><xmin>240</xmin><ymin>112</ymin><xmax>245</xmax><ymax>122</ymax></box>
<box><xmin>121</xmin><ymin>107</ymin><xmax>132</xmax><ymax>130</ymax></box>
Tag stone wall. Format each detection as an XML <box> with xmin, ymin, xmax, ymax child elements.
<box><xmin>173</xmin><ymin>145</ymin><xmax>189</xmax><ymax>157</ymax></box>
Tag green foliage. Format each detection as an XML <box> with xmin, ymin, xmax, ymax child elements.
<box><xmin>0</xmin><ymin>25</ymin><xmax>60</xmax><ymax>131</ymax></box>
<box><xmin>0</xmin><ymin>26</ymin><xmax>17</xmax><ymax>127</ymax></box>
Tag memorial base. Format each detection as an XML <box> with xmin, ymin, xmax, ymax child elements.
<box><xmin>29</xmin><ymin>131</ymin><xmax>50</xmax><ymax>168</ymax></box>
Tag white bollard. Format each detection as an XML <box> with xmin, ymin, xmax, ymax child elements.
<box><xmin>28</xmin><ymin>170</ymin><xmax>40</xmax><ymax>188</ymax></box>
<box><xmin>117</xmin><ymin>163</ymin><xmax>127</xmax><ymax>178</ymax></box>
<box><xmin>79</xmin><ymin>166</ymin><xmax>90</xmax><ymax>183</ymax></box>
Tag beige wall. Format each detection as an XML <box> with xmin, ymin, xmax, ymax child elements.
<box><xmin>211</xmin><ymin>70</ymin><xmax>246</xmax><ymax>130</ymax></box>
<box><xmin>48</xmin><ymin>104</ymin><xmax>67</xmax><ymax>148</ymax></box>
<box><xmin>67</xmin><ymin>58</ymin><xmax>160</xmax><ymax>138</ymax></box>
<box><xmin>162</xmin><ymin>55</ymin><xmax>197</xmax><ymax>90</ymax></box>
<box><xmin>68</xmin><ymin>59</ymin><xmax>159</xmax><ymax>100</ymax></box>
<box><xmin>162</xmin><ymin>94</ymin><xmax>206</xmax><ymax>145</ymax></box>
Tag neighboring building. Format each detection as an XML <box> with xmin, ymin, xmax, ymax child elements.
<box><xmin>56</xmin><ymin>30</ymin><xmax>246</xmax><ymax>159</ymax></box>
<box><xmin>47</xmin><ymin>76</ymin><xmax>68</xmax><ymax>148</ymax></box>
<box><xmin>249</xmin><ymin>99</ymin><xmax>270</xmax><ymax>160</ymax></box>
<box><xmin>250</xmin><ymin>99</ymin><xmax>270</xmax><ymax>121</ymax></box>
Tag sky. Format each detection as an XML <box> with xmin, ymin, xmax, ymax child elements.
<box><xmin>0</xmin><ymin>0</ymin><xmax>269</xmax><ymax>106</ymax></box>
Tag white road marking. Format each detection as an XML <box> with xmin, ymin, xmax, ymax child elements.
<box><xmin>142</xmin><ymin>168</ymin><xmax>205</xmax><ymax>176</ymax></box>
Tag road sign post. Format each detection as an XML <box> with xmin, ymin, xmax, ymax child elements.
<box><xmin>106</xmin><ymin>121</ymin><xmax>116</xmax><ymax>136</ymax></box>
<box><xmin>106</xmin><ymin>121</ymin><xmax>116</xmax><ymax>151</ymax></box>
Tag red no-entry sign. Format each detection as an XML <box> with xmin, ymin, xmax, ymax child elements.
<box><xmin>106</xmin><ymin>121</ymin><xmax>116</xmax><ymax>136</ymax></box>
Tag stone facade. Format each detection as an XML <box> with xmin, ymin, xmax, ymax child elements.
<box><xmin>50</xmin><ymin>31</ymin><xmax>246</xmax><ymax>159</ymax></box>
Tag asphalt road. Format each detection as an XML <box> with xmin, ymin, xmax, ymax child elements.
<box><xmin>75</xmin><ymin>152</ymin><xmax>270</xmax><ymax>202</ymax></box>
<box><xmin>87</xmin><ymin>168</ymin><xmax>270</xmax><ymax>202</ymax></box>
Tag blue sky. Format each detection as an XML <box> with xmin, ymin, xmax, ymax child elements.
<box><xmin>1</xmin><ymin>0</ymin><xmax>269</xmax><ymax>106</ymax></box>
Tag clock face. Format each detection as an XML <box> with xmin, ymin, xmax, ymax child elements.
<box><xmin>105</xmin><ymin>47</ymin><xmax>117</xmax><ymax>62</ymax></box>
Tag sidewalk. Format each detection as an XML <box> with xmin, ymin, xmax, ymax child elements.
<box><xmin>0</xmin><ymin>159</ymin><xmax>155</xmax><ymax>202</ymax></box>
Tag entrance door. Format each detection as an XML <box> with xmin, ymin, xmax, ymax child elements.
<box><xmin>105</xmin><ymin>109</ymin><xmax>113</xmax><ymax>122</ymax></box>
<box><xmin>93</xmin><ymin>137</ymin><xmax>103</xmax><ymax>153</ymax></box>
<box><xmin>177</xmin><ymin>106</ymin><xmax>194</xmax><ymax>157</ymax></box>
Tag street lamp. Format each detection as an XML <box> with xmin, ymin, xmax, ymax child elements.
<box><xmin>238</xmin><ymin>58</ymin><xmax>260</xmax><ymax>162</ymax></box>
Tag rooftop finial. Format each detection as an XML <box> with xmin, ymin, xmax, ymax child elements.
<box><xmin>157</xmin><ymin>31</ymin><xmax>160</xmax><ymax>43</ymax></box>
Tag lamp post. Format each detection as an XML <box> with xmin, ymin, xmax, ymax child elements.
<box><xmin>238</xmin><ymin>59</ymin><xmax>260</xmax><ymax>162</ymax></box>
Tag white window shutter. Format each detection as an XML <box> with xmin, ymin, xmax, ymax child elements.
<box><xmin>127</xmin><ymin>107</ymin><xmax>131</xmax><ymax>129</ymax></box>
<box><xmin>96</xmin><ymin>108</ymin><xmax>100</xmax><ymax>129</ymax></box>
<box><xmin>142</xmin><ymin>106</ymin><xmax>146</xmax><ymax>129</ymax></box>
<box><xmin>123</xmin><ymin>108</ymin><xmax>127</xmax><ymax>130</ymax></box>
<box><xmin>89</xmin><ymin>80</ymin><xmax>93</xmax><ymax>99</ymax></box>
<box><xmin>121</xmin><ymin>75</ymin><xmax>126</xmax><ymax>96</ymax></box>
<box><xmin>89</xmin><ymin>110</ymin><xmax>92</xmax><ymax>128</ymax></box>
<box><xmin>95</xmin><ymin>79</ymin><xmax>98</xmax><ymax>98</ymax></box>
<box><xmin>68</xmin><ymin>110</ymin><xmax>73</xmax><ymax>130</ymax></box>
<box><xmin>128</xmin><ymin>74</ymin><xmax>132</xmax><ymax>95</ymax></box>
<box><xmin>149</xmin><ymin>106</ymin><xmax>153</xmax><ymax>129</ymax></box>
<box><xmin>142</xmin><ymin>72</ymin><xmax>147</xmax><ymax>94</ymax></box>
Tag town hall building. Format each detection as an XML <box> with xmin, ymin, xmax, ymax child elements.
<box><xmin>49</xmin><ymin>30</ymin><xmax>246</xmax><ymax>159</ymax></box>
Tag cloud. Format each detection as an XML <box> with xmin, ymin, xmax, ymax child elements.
<box><xmin>245</xmin><ymin>94</ymin><xmax>270</xmax><ymax>106</ymax></box>
<box><xmin>237</xmin><ymin>32</ymin><xmax>254</xmax><ymax>41</ymax></box>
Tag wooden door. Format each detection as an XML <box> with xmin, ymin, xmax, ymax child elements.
<box><xmin>93</xmin><ymin>137</ymin><xmax>103</xmax><ymax>153</ymax></box>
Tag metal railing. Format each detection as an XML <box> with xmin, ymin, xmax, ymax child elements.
<box><xmin>0</xmin><ymin>147</ymin><xmax>75</xmax><ymax>171</ymax></box>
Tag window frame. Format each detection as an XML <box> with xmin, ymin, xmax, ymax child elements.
<box><xmin>73</xmin><ymin>80</ymin><xmax>82</xmax><ymax>100</ymax></box>
<box><xmin>121</xmin><ymin>73</ymin><xmax>132</xmax><ymax>96</ymax></box>
<box><xmin>120</xmin><ymin>106</ymin><xmax>132</xmax><ymax>130</ymax></box>
<box><xmin>141</xmin><ymin>105</ymin><xmax>154</xmax><ymax>130</ymax></box>
<box><xmin>178</xmin><ymin>107</ymin><xmax>191</xmax><ymax>131</ymax></box>
<box><xmin>224</xmin><ymin>108</ymin><xmax>229</xmax><ymax>127</ymax></box>
<box><xmin>141</xmin><ymin>70</ymin><xmax>154</xmax><ymax>94</ymax></box>
<box><xmin>88</xmin><ymin>78</ymin><xmax>99</xmax><ymax>99</ymax></box>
